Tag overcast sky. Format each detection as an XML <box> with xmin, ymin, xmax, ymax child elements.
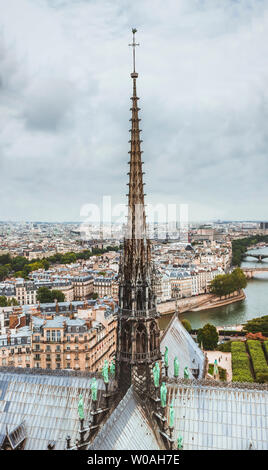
<box><xmin>0</xmin><ymin>0</ymin><xmax>268</xmax><ymax>222</ymax></box>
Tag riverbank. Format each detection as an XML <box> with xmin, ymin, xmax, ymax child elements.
<box><xmin>157</xmin><ymin>290</ymin><xmax>245</xmax><ymax>316</ymax></box>
<box><xmin>190</xmin><ymin>290</ymin><xmax>246</xmax><ymax>311</ymax></box>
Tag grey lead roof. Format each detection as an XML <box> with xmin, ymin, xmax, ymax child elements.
<box><xmin>89</xmin><ymin>386</ymin><xmax>162</xmax><ymax>451</ymax></box>
<box><xmin>160</xmin><ymin>314</ymin><xmax>205</xmax><ymax>379</ymax></box>
<box><xmin>0</xmin><ymin>370</ymin><xmax>105</xmax><ymax>450</ymax></box>
<box><xmin>167</xmin><ymin>381</ymin><xmax>268</xmax><ymax>450</ymax></box>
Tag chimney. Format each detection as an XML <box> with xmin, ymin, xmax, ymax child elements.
<box><xmin>7</xmin><ymin>330</ymin><xmax>11</xmax><ymax>345</ymax></box>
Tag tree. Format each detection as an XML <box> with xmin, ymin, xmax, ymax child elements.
<box><xmin>7</xmin><ymin>298</ymin><xmax>19</xmax><ymax>306</ymax></box>
<box><xmin>197</xmin><ymin>323</ymin><xmax>219</xmax><ymax>350</ymax></box>
<box><xmin>0</xmin><ymin>266</ymin><xmax>9</xmax><ymax>281</ymax></box>
<box><xmin>231</xmin><ymin>267</ymin><xmax>247</xmax><ymax>291</ymax></box>
<box><xmin>0</xmin><ymin>296</ymin><xmax>8</xmax><ymax>307</ymax></box>
<box><xmin>243</xmin><ymin>315</ymin><xmax>268</xmax><ymax>337</ymax></box>
<box><xmin>90</xmin><ymin>293</ymin><xmax>98</xmax><ymax>300</ymax></box>
<box><xmin>0</xmin><ymin>254</ymin><xmax>12</xmax><ymax>265</ymax></box>
<box><xmin>11</xmin><ymin>256</ymin><xmax>28</xmax><ymax>272</ymax></box>
<box><xmin>209</xmin><ymin>268</ymin><xmax>247</xmax><ymax>298</ymax></box>
<box><xmin>60</xmin><ymin>252</ymin><xmax>77</xmax><ymax>264</ymax></box>
<box><xmin>37</xmin><ymin>287</ymin><xmax>65</xmax><ymax>303</ymax></box>
<box><xmin>181</xmin><ymin>319</ymin><xmax>192</xmax><ymax>332</ymax></box>
<box><xmin>51</xmin><ymin>290</ymin><xmax>65</xmax><ymax>302</ymax></box>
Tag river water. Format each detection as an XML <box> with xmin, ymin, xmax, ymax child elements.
<box><xmin>160</xmin><ymin>246</ymin><xmax>268</xmax><ymax>330</ymax></box>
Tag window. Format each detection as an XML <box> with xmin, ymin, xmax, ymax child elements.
<box><xmin>46</xmin><ymin>331</ymin><xmax>50</xmax><ymax>342</ymax></box>
<box><xmin>51</xmin><ymin>330</ymin><xmax>56</xmax><ymax>342</ymax></box>
<box><xmin>57</xmin><ymin>331</ymin><xmax>61</xmax><ymax>342</ymax></box>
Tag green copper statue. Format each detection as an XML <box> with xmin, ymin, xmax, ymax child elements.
<box><xmin>91</xmin><ymin>377</ymin><xmax>98</xmax><ymax>402</ymax></box>
<box><xmin>110</xmin><ymin>359</ymin><xmax>115</xmax><ymax>378</ymax></box>
<box><xmin>213</xmin><ymin>359</ymin><xmax>218</xmax><ymax>377</ymax></box>
<box><xmin>153</xmin><ymin>362</ymin><xmax>160</xmax><ymax>388</ymax></box>
<box><xmin>174</xmin><ymin>356</ymin><xmax>179</xmax><ymax>378</ymax></box>
<box><xmin>184</xmin><ymin>366</ymin><xmax>189</xmax><ymax>379</ymax></box>
<box><xmin>164</xmin><ymin>346</ymin><xmax>169</xmax><ymax>368</ymax></box>
<box><xmin>78</xmin><ymin>394</ymin><xmax>84</xmax><ymax>420</ymax></box>
<box><xmin>177</xmin><ymin>435</ymin><xmax>183</xmax><ymax>450</ymax></box>
<box><xmin>160</xmin><ymin>382</ymin><xmax>167</xmax><ymax>408</ymax></box>
<box><xmin>169</xmin><ymin>401</ymin><xmax>175</xmax><ymax>428</ymax></box>
<box><xmin>102</xmin><ymin>359</ymin><xmax>109</xmax><ymax>384</ymax></box>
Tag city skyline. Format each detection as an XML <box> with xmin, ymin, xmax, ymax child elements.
<box><xmin>1</xmin><ymin>0</ymin><xmax>268</xmax><ymax>222</ymax></box>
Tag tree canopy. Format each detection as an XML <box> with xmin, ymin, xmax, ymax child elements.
<box><xmin>0</xmin><ymin>246</ymin><xmax>120</xmax><ymax>281</ymax></box>
<box><xmin>0</xmin><ymin>296</ymin><xmax>19</xmax><ymax>307</ymax></box>
<box><xmin>37</xmin><ymin>287</ymin><xmax>65</xmax><ymax>303</ymax></box>
<box><xmin>197</xmin><ymin>323</ymin><xmax>219</xmax><ymax>350</ymax></box>
<box><xmin>209</xmin><ymin>268</ymin><xmax>247</xmax><ymax>297</ymax></box>
<box><xmin>181</xmin><ymin>319</ymin><xmax>192</xmax><ymax>332</ymax></box>
<box><xmin>243</xmin><ymin>315</ymin><xmax>268</xmax><ymax>337</ymax></box>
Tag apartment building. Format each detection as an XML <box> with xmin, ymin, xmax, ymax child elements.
<box><xmin>15</xmin><ymin>280</ymin><xmax>37</xmax><ymax>306</ymax></box>
<box><xmin>72</xmin><ymin>275</ymin><xmax>94</xmax><ymax>300</ymax></box>
<box><xmin>93</xmin><ymin>277</ymin><xmax>118</xmax><ymax>299</ymax></box>
<box><xmin>31</xmin><ymin>307</ymin><xmax>117</xmax><ymax>372</ymax></box>
<box><xmin>0</xmin><ymin>326</ymin><xmax>32</xmax><ymax>368</ymax></box>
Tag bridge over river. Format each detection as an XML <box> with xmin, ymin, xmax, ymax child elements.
<box><xmin>243</xmin><ymin>252</ymin><xmax>268</xmax><ymax>262</ymax></box>
<box><xmin>242</xmin><ymin>266</ymin><xmax>268</xmax><ymax>278</ymax></box>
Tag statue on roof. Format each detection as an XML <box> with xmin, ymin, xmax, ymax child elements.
<box><xmin>160</xmin><ymin>382</ymin><xmax>167</xmax><ymax>408</ymax></box>
<box><xmin>110</xmin><ymin>359</ymin><xmax>115</xmax><ymax>378</ymax></box>
<box><xmin>102</xmin><ymin>359</ymin><xmax>109</xmax><ymax>384</ymax></box>
<box><xmin>164</xmin><ymin>346</ymin><xmax>169</xmax><ymax>368</ymax></box>
<box><xmin>169</xmin><ymin>401</ymin><xmax>174</xmax><ymax>428</ymax></box>
<box><xmin>174</xmin><ymin>356</ymin><xmax>179</xmax><ymax>378</ymax></box>
<box><xmin>184</xmin><ymin>366</ymin><xmax>189</xmax><ymax>379</ymax></box>
<box><xmin>152</xmin><ymin>362</ymin><xmax>160</xmax><ymax>388</ymax></box>
<box><xmin>91</xmin><ymin>377</ymin><xmax>98</xmax><ymax>402</ymax></box>
<box><xmin>213</xmin><ymin>359</ymin><xmax>219</xmax><ymax>378</ymax></box>
<box><xmin>177</xmin><ymin>435</ymin><xmax>183</xmax><ymax>450</ymax></box>
<box><xmin>78</xmin><ymin>394</ymin><xmax>84</xmax><ymax>420</ymax></box>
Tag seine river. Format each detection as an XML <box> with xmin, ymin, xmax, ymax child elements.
<box><xmin>161</xmin><ymin>246</ymin><xmax>268</xmax><ymax>330</ymax></box>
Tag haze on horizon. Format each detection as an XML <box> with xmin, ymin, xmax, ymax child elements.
<box><xmin>0</xmin><ymin>0</ymin><xmax>268</xmax><ymax>223</ymax></box>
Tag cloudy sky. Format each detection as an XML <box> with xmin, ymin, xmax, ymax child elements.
<box><xmin>0</xmin><ymin>0</ymin><xmax>268</xmax><ymax>222</ymax></box>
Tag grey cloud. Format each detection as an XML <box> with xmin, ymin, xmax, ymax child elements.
<box><xmin>0</xmin><ymin>0</ymin><xmax>268</xmax><ymax>221</ymax></box>
<box><xmin>23</xmin><ymin>78</ymin><xmax>75</xmax><ymax>131</ymax></box>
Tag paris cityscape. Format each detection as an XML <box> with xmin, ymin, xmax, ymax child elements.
<box><xmin>0</xmin><ymin>0</ymin><xmax>267</xmax><ymax>456</ymax></box>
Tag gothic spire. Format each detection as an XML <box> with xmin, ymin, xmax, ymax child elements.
<box><xmin>127</xmin><ymin>28</ymin><xmax>146</xmax><ymax>243</ymax></box>
<box><xmin>116</xmin><ymin>30</ymin><xmax>161</xmax><ymax>396</ymax></box>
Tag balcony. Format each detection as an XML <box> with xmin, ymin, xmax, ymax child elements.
<box><xmin>118</xmin><ymin>308</ymin><xmax>159</xmax><ymax>319</ymax></box>
<box><xmin>119</xmin><ymin>349</ymin><xmax>161</xmax><ymax>363</ymax></box>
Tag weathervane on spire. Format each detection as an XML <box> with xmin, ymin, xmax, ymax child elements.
<box><xmin>129</xmin><ymin>28</ymin><xmax>139</xmax><ymax>76</ymax></box>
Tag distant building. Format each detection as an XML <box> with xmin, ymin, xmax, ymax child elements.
<box><xmin>31</xmin><ymin>307</ymin><xmax>116</xmax><ymax>372</ymax></box>
<box><xmin>72</xmin><ymin>275</ymin><xmax>94</xmax><ymax>300</ymax></box>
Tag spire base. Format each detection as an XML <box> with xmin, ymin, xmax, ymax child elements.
<box><xmin>131</xmin><ymin>72</ymin><xmax>138</xmax><ymax>78</ymax></box>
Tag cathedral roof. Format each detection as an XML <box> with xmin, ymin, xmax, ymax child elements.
<box><xmin>0</xmin><ymin>368</ymin><xmax>105</xmax><ymax>450</ymax></box>
<box><xmin>160</xmin><ymin>313</ymin><xmax>205</xmax><ymax>380</ymax></box>
<box><xmin>89</xmin><ymin>386</ymin><xmax>162</xmax><ymax>450</ymax></box>
<box><xmin>166</xmin><ymin>380</ymin><xmax>268</xmax><ymax>450</ymax></box>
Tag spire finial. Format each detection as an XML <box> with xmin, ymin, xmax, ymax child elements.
<box><xmin>129</xmin><ymin>28</ymin><xmax>139</xmax><ymax>76</ymax></box>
